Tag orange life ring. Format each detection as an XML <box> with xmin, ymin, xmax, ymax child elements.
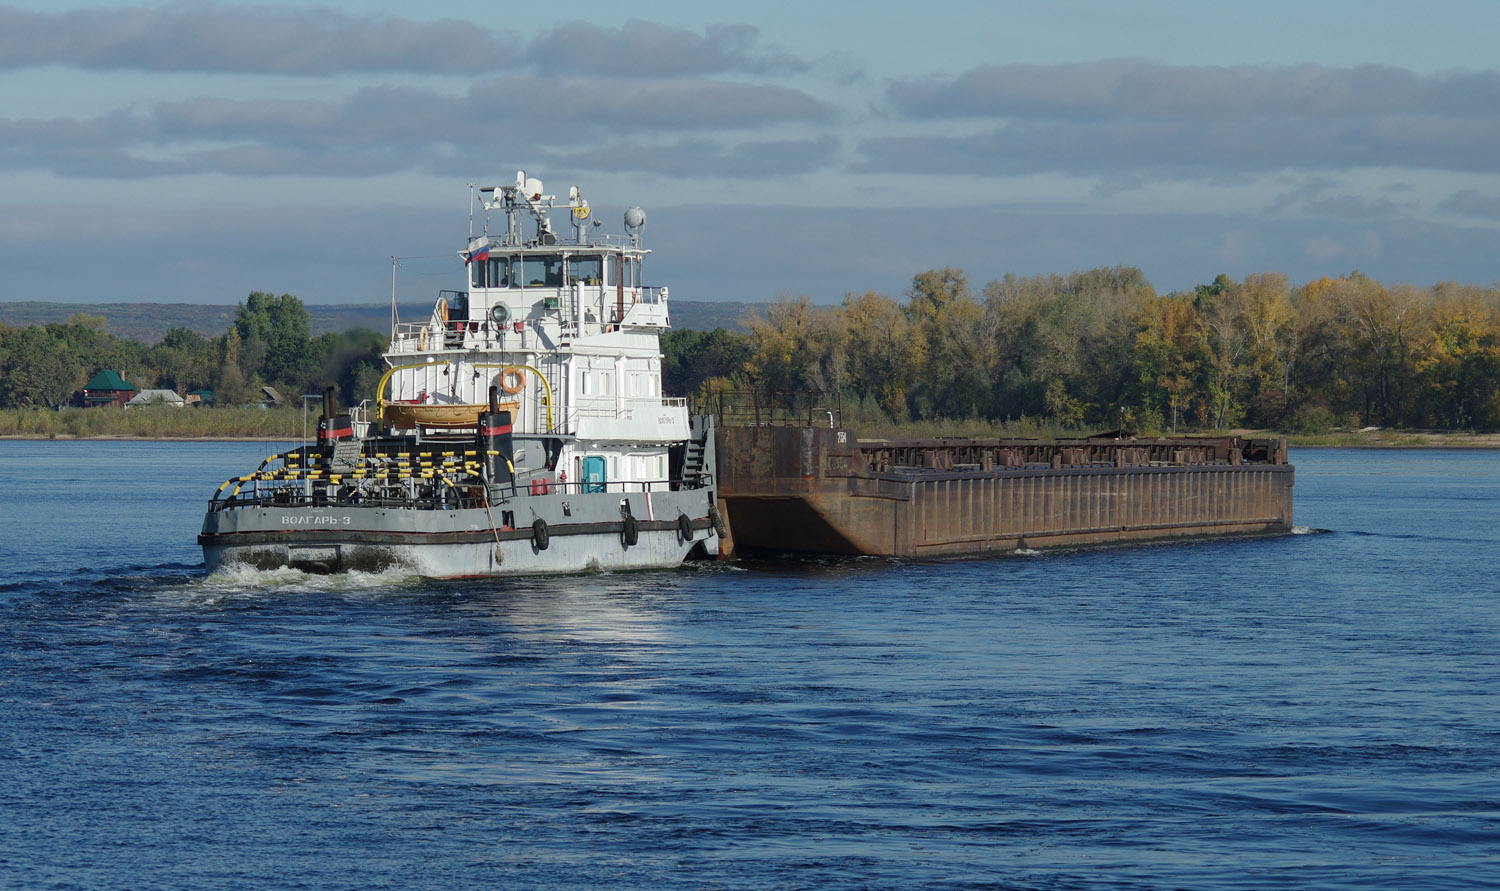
<box><xmin>436</xmin><ymin>297</ymin><xmax>449</xmax><ymax>325</ymax></box>
<box><xmin>499</xmin><ymin>368</ymin><xmax>526</xmax><ymax>394</ymax></box>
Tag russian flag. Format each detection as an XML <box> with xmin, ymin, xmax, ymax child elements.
<box><xmin>464</xmin><ymin>240</ymin><xmax>491</xmax><ymax>265</ymax></box>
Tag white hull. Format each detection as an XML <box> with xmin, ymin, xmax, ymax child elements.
<box><xmin>204</xmin><ymin>527</ymin><xmax>716</xmax><ymax>579</ymax></box>
<box><xmin>201</xmin><ymin>490</ymin><xmax>722</xmax><ymax>579</ymax></box>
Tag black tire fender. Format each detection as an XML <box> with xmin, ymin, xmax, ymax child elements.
<box><xmin>677</xmin><ymin>513</ymin><xmax>693</xmax><ymax>541</ymax></box>
<box><xmin>708</xmin><ymin>505</ymin><xmax>727</xmax><ymax>538</ymax></box>
<box><xmin>532</xmin><ymin>517</ymin><xmax>549</xmax><ymax>550</ymax></box>
<box><xmin>621</xmin><ymin>514</ymin><xmax>639</xmax><ymax>547</ymax></box>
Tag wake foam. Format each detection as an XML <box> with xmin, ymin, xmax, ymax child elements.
<box><xmin>177</xmin><ymin>562</ymin><xmax>427</xmax><ymax>602</ymax></box>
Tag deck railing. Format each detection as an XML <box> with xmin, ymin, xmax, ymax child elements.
<box><xmin>694</xmin><ymin>389</ymin><xmax>843</xmax><ymax>429</ymax></box>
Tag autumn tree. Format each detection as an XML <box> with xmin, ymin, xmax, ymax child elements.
<box><xmin>836</xmin><ymin>290</ymin><xmax>924</xmax><ymax>420</ymax></box>
<box><xmin>1415</xmin><ymin>289</ymin><xmax>1500</xmax><ymax>427</ymax></box>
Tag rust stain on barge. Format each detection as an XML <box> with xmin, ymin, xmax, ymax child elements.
<box><xmin>715</xmin><ymin>427</ymin><xmax>1294</xmax><ymax>558</ymax></box>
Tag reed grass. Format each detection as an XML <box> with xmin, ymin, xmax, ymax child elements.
<box><xmin>4</xmin><ymin>405</ymin><xmax>1492</xmax><ymax>448</ymax></box>
<box><xmin>0</xmin><ymin>405</ymin><xmax>313</xmax><ymax>439</ymax></box>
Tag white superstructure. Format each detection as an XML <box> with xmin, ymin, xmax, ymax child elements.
<box><xmin>381</xmin><ymin>171</ymin><xmax>683</xmax><ymax>494</ymax></box>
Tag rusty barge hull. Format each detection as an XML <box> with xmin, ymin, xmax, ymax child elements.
<box><xmin>715</xmin><ymin>427</ymin><xmax>1294</xmax><ymax>558</ymax></box>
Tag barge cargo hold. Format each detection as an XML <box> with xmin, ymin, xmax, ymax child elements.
<box><xmin>715</xmin><ymin>426</ymin><xmax>1293</xmax><ymax>558</ymax></box>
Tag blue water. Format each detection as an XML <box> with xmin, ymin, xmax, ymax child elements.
<box><xmin>1</xmin><ymin>441</ymin><xmax>1497</xmax><ymax>889</ymax></box>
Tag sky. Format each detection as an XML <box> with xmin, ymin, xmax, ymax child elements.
<box><xmin>3</xmin><ymin>0</ymin><xmax>1499</xmax><ymax>308</ymax></box>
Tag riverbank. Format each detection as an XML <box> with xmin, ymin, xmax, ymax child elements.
<box><xmin>2</xmin><ymin>406</ymin><xmax>1495</xmax><ymax>447</ymax></box>
<box><xmin>1281</xmin><ymin>430</ymin><xmax>1500</xmax><ymax>448</ymax></box>
<box><xmin>0</xmin><ymin>405</ymin><xmax>317</xmax><ymax>440</ymax></box>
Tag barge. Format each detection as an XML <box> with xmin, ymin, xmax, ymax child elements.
<box><xmin>715</xmin><ymin>425</ymin><xmax>1293</xmax><ymax>558</ymax></box>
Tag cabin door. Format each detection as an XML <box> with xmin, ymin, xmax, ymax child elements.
<box><xmin>583</xmin><ymin>456</ymin><xmax>607</xmax><ymax>493</ymax></box>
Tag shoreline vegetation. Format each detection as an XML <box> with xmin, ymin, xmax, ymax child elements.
<box><xmin>2</xmin><ymin>405</ymin><xmax>1495</xmax><ymax>448</ymax></box>
<box><xmin>0</xmin><ymin>405</ymin><xmax>333</xmax><ymax>442</ymax></box>
<box><xmin>5</xmin><ymin>267</ymin><xmax>1498</xmax><ymax>443</ymax></box>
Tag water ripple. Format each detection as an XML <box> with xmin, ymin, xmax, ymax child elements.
<box><xmin>2</xmin><ymin>444</ymin><xmax>1499</xmax><ymax>889</ymax></box>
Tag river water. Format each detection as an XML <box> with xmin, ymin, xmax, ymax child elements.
<box><xmin>1</xmin><ymin>441</ymin><xmax>1496</xmax><ymax>889</ymax></box>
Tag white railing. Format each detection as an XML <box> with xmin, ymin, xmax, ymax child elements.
<box><xmin>390</xmin><ymin>320</ymin><xmax>531</xmax><ymax>353</ymax></box>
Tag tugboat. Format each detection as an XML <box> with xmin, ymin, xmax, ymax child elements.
<box><xmin>199</xmin><ymin>171</ymin><xmax>724</xmax><ymax>577</ymax></box>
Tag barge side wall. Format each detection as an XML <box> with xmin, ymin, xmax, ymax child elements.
<box><xmin>717</xmin><ymin>427</ymin><xmax>1294</xmax><ymax>558</ymax></box>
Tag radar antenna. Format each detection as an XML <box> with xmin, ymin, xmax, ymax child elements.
<box><xmin>477</xmin><ymin>169</ymin><xmax>556</xmax><ymax>246</ymax></box>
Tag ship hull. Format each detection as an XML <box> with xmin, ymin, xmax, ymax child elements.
<box><xmin>201</xmin><ymin>491</ymin><xmax>720</xmax><ymax>579</ymax></box>
<box><xmin>716</xmin><ymin>426</ymin><xmax>1293</xmax><ymax>558</ymax></box>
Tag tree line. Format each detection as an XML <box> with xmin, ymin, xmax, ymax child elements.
<box><xmin>0</xmin><ymin>292</ymin><xmax>386</xmax><ymax>410</ymax></box>
<box><xmin>664</xmin><ymin>268</ymin><xmax>1500</xmax><ymax>433</ymax></box>
<box><xmin>5</xmin><ymin>272</ymin><xmax>1496</xmax><ymax>433</ymax></box>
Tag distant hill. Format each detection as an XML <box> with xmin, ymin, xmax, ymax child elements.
<box><xmin>0</xmin><ymin>299</ymin><xmax>760</xmax><ymax>343</ymax></box>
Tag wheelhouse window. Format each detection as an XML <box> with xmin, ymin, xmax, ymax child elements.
<box><xmin>471</xmin><ymin>256</ymin><xmax>513</xmax><ymax>289</ymax></box>
<box><xmin>608</xmin><ymin>254</ymin><xmax>642</xmax><ymax>287</ymax></box>
<box><xmin>521</xmin><ymin>255</ymin><xmax>564</xmax><ymax>288</ymax></box>
<box><xmin>568</xmin><ymin>255</ymin><xmax>603</xmax><ymax>285</ymax></box>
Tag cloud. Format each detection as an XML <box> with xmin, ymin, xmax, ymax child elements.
<box><xmin>1302</xmin><ymin>231</ymin><xmax>1384</xmax><ymax>263</ymax></box>
<box><xmin>0</xmin><ymin>7</ymin><xmax>819</xmax><ymax>80</ymax></box>
<box><xmin>0</xmin><ymin>3</ymin><xmax>516</xmax><ymax>74</ymax></box>
<box><xmin>0</xmin><ymin>74</ymin><xmax>828</xmax><ymax>178</ymax></box>
<box><xmin>1438</xmin><ymin>189</ymin><xmax>1500</xmax><ymax>220</ymax></box>
<box><xmin>526</xmin><ymin>19</ymin><xmax>805</xmax><ymax>77</ymax></box>
<box><xmin>888</xmin><ymin>60</ymin><xmax>1500</xmax><ymax>121</ymax></box>
<box><xmin>1299</xmin><ymin>194</ymin><xmax>1404</xmax><ymax>219</ymax></box>
<box><xmin>548</xmin><ymin>136</ymin><xmax>839</xmax><ymax>179</ymax></box>
<box><xmin>872</xmin><ymin>60</ymin><xmax>1500</xmax><ymax>179</ymax></box>
<box><xmin>857</xmin><ymin>115</ymin><xmax>1500</xmax><ymax>177</ymax></box>
<box><xmin>467</xmin><ymin>73</ymin><xmax>825</xmax><ymax>130</ymax></box>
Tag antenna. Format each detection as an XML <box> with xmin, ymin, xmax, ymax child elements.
<box><xmin>568</xmin><ymin>185</ymin><xmax>591</xmax><ymax>243</ymax></box>
<box><xmin>477</xmin><ymin>169</ymin><xmax>561</xmax><ymax>244</ymax></box>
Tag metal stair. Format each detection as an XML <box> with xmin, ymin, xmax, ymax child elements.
<box><xmin>683</xmin><ymin>436</ymin><xmax>708</xmax><ymax>483</ymax></box>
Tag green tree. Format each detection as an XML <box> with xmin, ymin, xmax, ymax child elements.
<box><xmin>234</xmin><ymin>291</ymin><xmax>314</xmax><ymax>391</ymax></box>
<box><xmin>311</xmin><ymin>328</ymin><xmax>389</xmax><ymax>407</ymax></box>
<box><xmin>661</xmin><ymin>327</ymin><xmax>752</xmax><ymax>397</ymax></box>
<box><xmin>0</xmin><ymin>325</ymin><xmax>85</xmax><ymax>407</ymax></box>
<box><xmin>147</xmin><ymin>327</ymin><xmax>215</xmax><ymax>393</ymax></box>
<box><xmin>213</xmin><ymin>326</ymin><xmax>255</xmax><ymax>406</ymax></box>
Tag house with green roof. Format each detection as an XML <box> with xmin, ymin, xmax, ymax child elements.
<box><xmin>82</xmin><ymin>370</ymin><xmax>137</xmax><ymax>407</ymax></box>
